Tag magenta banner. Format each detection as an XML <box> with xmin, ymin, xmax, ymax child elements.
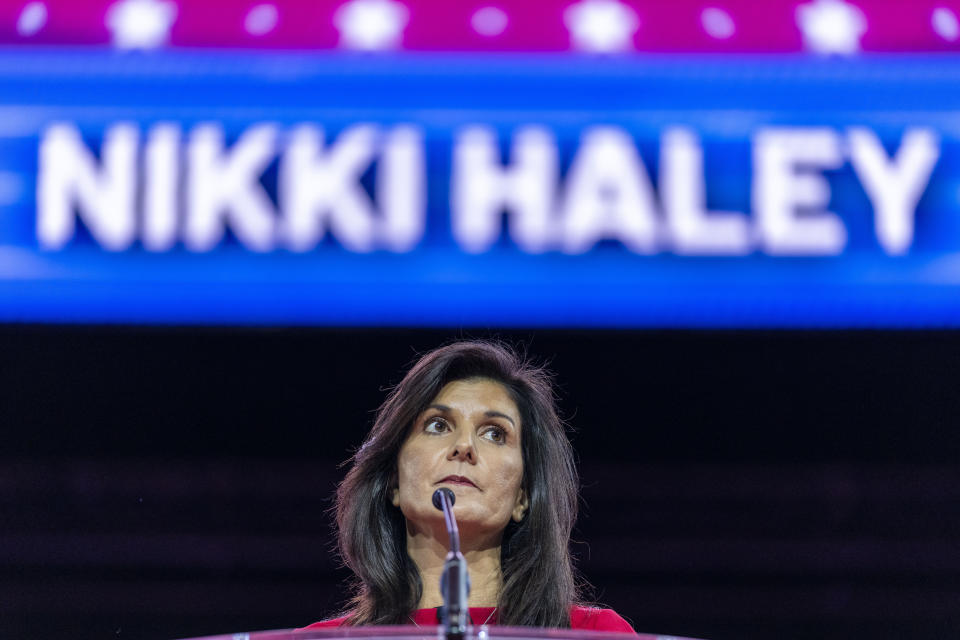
<box><xmin>3</xmin><ymin>0</ymin><xmax>960</xmax><ymax>53</ymax></box>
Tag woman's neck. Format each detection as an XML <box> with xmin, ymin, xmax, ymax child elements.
<box><xmin>406</xmin><ymin>526</ymin><xmax>503</xmax><ymax>610</ymax></box>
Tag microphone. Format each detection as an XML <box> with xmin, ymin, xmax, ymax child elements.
<box><xmin>432</xmin><ymin>487</ymin><xmax>455</xmax><ymax>513</ymax></box>
<box><xmin>432</xmin><ymin>488</ymin><xmax>470</xmax><ymax>639</ymax></box>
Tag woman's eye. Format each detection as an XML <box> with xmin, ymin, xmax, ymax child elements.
<box><xmin>481</xmin><ymin>426</ymin><xmax>507</xmax><ymax>444</ymax></box>
<box><xmin>424</xmin><ymin>418</ymin><xmax>448</xmax><ymax>433</ymax></box>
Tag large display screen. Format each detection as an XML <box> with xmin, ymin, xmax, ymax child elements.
<box><xmin>2</xmin><ymin>1</ymin><xmax>960</xmax><ymax>326</ymax></box>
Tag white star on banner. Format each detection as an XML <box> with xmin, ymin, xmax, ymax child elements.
<box><xmin>932</xmin><ymin>7</ymin><xmax>960</xmax><ymax>42</ymax></box>
<box><xmin>701</xmin><ymin>7</ymin><xmax>735</xmax><ymax>39</ymax></box>
<box><xmin>245</xmin><ymin>4</ymin><xmax>279</xmax><ymax>36</ymax></box>
<box><xmin>105</xmin><ymin>0</ymin><xmax>177</xmax><ymax>50</ymax></box>
<box><xmin>17</xmin><ymin>2</ymin><xmax>48</xmax><ymax>36</ymax></box>
<box><xmin>472</xmin><ymin>6</ymin><xmax>508</xmax><ymax>37</ymax></box>
<box><xmin>796</xmin><ymin>0</ymin><xmax>866</xmax><ymax>55</ymax></box>
<box><xmin>564</xmin><ymin>0</ymin><xmax>639</xmax><ymax>53</ymax></box>
<box><xmin>334</xmin><ymin>0</ymin><xmax>409</xmax><ymax>51</ymax></box>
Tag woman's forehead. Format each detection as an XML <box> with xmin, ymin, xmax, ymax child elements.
<box><xmin>426</xmin><ymin>378</ymin><xmax>520</xmax><ymax>419</ymax></box>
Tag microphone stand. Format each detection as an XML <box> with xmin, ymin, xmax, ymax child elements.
<box><xmin>433</xmin><ymin>488</ymin><xmax>470</xmax><ymax>640</ymax></box>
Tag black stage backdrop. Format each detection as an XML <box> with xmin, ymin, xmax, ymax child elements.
<box><xmin>2</xmin><ymin>327</ymin><xmax>959</xmax><ymax>640</ymax></box>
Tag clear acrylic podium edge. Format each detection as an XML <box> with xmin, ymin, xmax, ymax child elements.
<box><xmin>175</xmin><ymin>625</ymin><xmax>704</xmax><ymax>640</ymax></box>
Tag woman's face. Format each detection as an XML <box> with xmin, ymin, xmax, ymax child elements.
<box><xmin>392</xmin><ymin>377</ymin><xmax>527</xmax><ymax>542</ymax></box>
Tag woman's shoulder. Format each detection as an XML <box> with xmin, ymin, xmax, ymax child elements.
<box><xmin>298</xmin><ymin>614</ymin><xmax>351</xmax><ymax>629</ymax></box>
<box><xmin>569</xmin><ymin>605</ymin><xmax>636</xmax><ymax>633</ymax></box>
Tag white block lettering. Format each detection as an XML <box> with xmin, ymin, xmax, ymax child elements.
<box><xmin>559</xmin><ymin>126</ymin><xmax>658</xmax><ymax>254</ymax></box>
<box><xmin>185</xmin><ymin>123</ymin><xmax>277</xmax><ymax>252</ymax></box>
<box><xmin>37</xmin><ymin>123</ymin><xmax>138</xmax><ymax>250</ymax></box>
<box><xmin>848</xmin><ymin>127</ymin><xmax>939</xmax><ymax>256</ymax></box>
<box><xmin>451</xmin><ymin>126</ymin><xmax>557</xmax><ymax>253</ymax></box>
<box><xmin>143</xmin><ymin>123</ymin><xmax>180</xmax><ymax>251</ymax></box>
<box><xmin>661</xmin><ymin>127</ymin><xmax>751</xmax><ymax>255</ymax></box>
<box><xmin>377</xmin><ymin>125</ymin><xmax>425</xmax><ymax>252</ymax></box>
<box><xmin>753</xmin><ymin>128</ymin><xmax>846</xmax><ymax>255</ymax></box>
<box><xmin>278</xmin><ymin>124</ymin><xmax>378</xmax><ymax>252</ymax></box>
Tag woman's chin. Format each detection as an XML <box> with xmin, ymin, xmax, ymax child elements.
<box><xmin>406</xmin><ymin>511</ymin><xmax>508</xmax><ymax>545</ymax></box>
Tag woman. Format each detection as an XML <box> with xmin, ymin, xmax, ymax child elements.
<box><xmin>304</xmin><ymin>341</ymin><xmax>633</xmax><ymax>632</ymax></box>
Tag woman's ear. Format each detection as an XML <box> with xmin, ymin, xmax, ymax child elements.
<box><xmin>511</xmin><ymin>487</ymin><xmax>529</xmax><ymax>522</ymax></box>
<box><xmin>389</xmin><ymin>468</ymin><xmax>401</xmax><ymax>507</ymax></box>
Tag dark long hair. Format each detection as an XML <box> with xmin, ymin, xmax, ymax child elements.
<box><xmin>334</xmin><ymin>341</ymin><xmax>581</xmax><ymax>627</ymax></box>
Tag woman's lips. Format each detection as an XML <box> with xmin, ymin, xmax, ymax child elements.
<box><xmin>438</xmin><ymin>475</ymin><xmax>478</xmax><ymax>488</ymax></box>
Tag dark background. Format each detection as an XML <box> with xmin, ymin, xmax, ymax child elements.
<box><xmin>2</xmin><ymin>327</ymin><xmax>960</xmax><ymax>640</ymax></box>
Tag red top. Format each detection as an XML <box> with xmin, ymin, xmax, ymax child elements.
<box><xmin>301</xmin><ymin>606</ymin><xmax>634</xmax><ymax>633</ymax></box>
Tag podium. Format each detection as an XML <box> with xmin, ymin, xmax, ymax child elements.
<box><xmin>176</xmin><ymin>626</ymin><xmax>703</xmax><ymax>640</ymax></box>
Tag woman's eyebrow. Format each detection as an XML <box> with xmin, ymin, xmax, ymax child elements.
<box><xmin>485</xmin><ymin>410</ymin><xmax>516</xmax><ymax>426</ymax></box>
<box><xmin>426</xmin><ymin>404</ymin><xmax>516</xmax><ymax>427</ymax></box>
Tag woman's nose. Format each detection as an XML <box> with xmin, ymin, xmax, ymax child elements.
<box><xmin>447</xmin><ymin>430</ymin><xmax>476</xmax><ymax>463</ymax></box>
